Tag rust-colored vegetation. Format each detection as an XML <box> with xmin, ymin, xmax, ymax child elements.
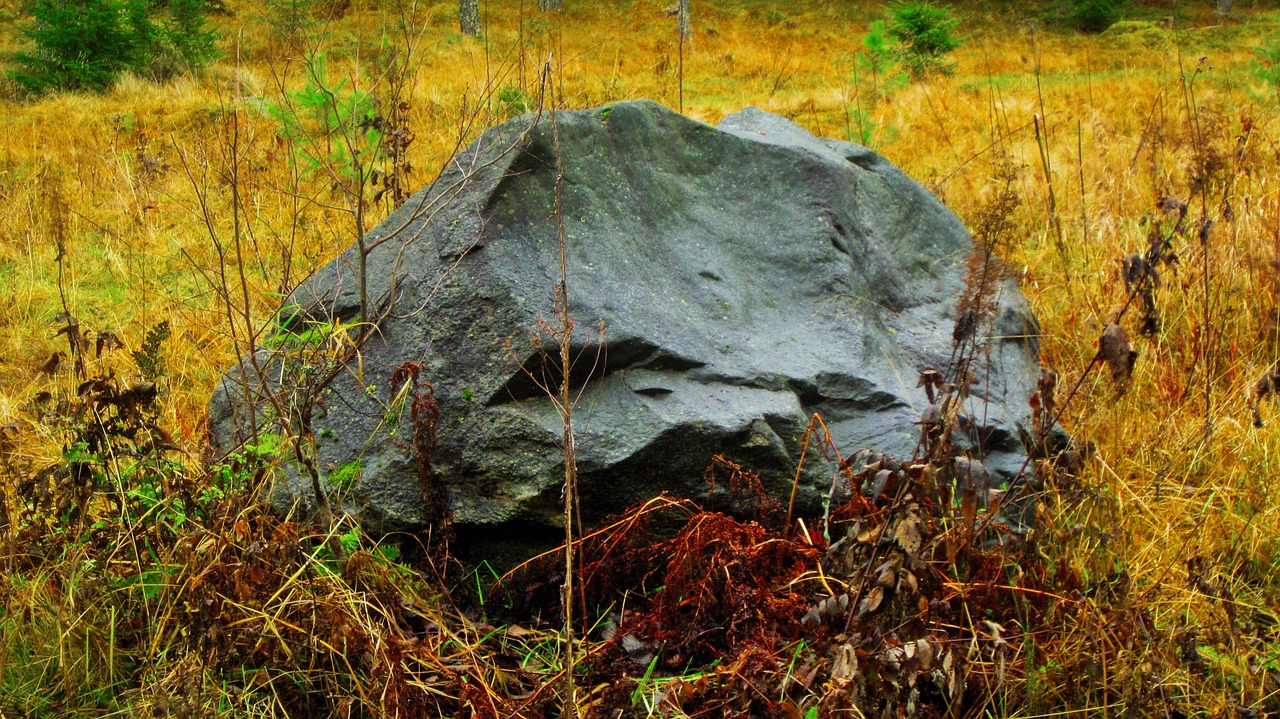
<box><xmin>5</xmin><ymin>0</ymin><xmax>1280</xmax><ymax>717</ymax></box>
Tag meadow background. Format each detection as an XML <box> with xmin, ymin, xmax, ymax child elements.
<box><xmin>2</xmin><ymin>0</ymin><xmax>1280</xmax><ymax>716</ymax></box>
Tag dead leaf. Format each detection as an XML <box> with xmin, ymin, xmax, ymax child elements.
<box><xmin>893</xmin><ymin>515</ymin><xmax>923</xmax><ymax>555</ymax></box>
<box><xmin>0</xmin><ymin>422</ymin><xmax>20</xmax><ymax>456</ymax></box>
<box><xmin>1038</xmin><ymin>369</ymin><xmax>1058</xmax><ymax>415</ymax></box>
<box><xmin>942</xmin><ymin>649</ymin><xmax>962</xmax><ymax>699</ymax></box>
<box><xmin>943</xmin><ymin>538</ymin><xmax>959</xmax><ymax>564</ymax></box>
<box><xmin>1159</xmin><ymin>196</ymin><xmax>1188</xmax><ymax>217</ymax></box>
<box><xmin>914</xmin><ymin>638</ymin><xmax>934</xmax><ymax>670</ymax></box>
<box><xmin>798</xmin><ymin>663</ymin><xmax>819</xmax><ymax>689</ymax></box>
<box><xmin>953</xmin><ymin>457</ymin><xmax>990</xmax><ymax>494</ymax></box>
<box><xmin>961</xmin><ymin>488</ymin><xmax>977</xmax><ymax>525</ymax></box>
<box><xmin>831</xmin><ymin>643</ymin><xmax>860</xmax><ymax>683</ymax></box>
<box><xmin>96</xmin><ymin>332</ymin><xmax>122</xmax><ymax>358</ymax></box>
<box><xmin>857</xmin><ymin>586</ymin><xmax>885</xmax><ymax>618</ymax></box>
<box><xmin>1250</xmin><ymin>361</ymin><xmax>1280</xmax><ymax>427</ymax></box>
<box><xmin>917</xmin><ymin>367</ymin><xmax>944</xmax><ymax>403</ymax></box>
<box><xmin>37</xmin><ymin>352</ymin><xmax>64</xmax><ymax>376</ymax></box>
<box><xmin>876</xmin><ymin>567</ymin><xmax>897</xmax><ymax>588</ymax></box>
<box><xmin>54</xmin><ymin>316</ymin><xmax>87</xmax><ymax>352</ymax></box>
<box><xmin>802</xmin><ymin>594</ymin><xmax>849</xmax><ymax>628</ymax></box>
<box><xmin>870</xmin><ymin>469</ymin><xmax>894</xmax><ymax>500</ymax></box>
<box><xmin>901</xmin><ymin>570</ymin><xmax>918</xmax><ymax>594</ymax></box>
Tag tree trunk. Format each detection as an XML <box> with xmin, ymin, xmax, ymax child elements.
<box><xmin>538</xmin><ymin>0</ymin><xmax>562</xmax><ymax>10</ymax></box>
<box><xmin>460</xmin><ymin>0</ymin><xmax>480</xmax><ymax>36</ymax></box>
<box><xmin>677</xmin><ymin>0</ymin><xmax>691</xmax><ymax>41</ymax></box>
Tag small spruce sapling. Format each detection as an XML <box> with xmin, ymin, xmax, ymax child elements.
<box><xmin>265</xmin><ymin>0</ymin><xmax>318</xmax><ymax>44</ymax></box>
<box><xmin>858</xmin><ymin>20</ymin><xmax>906</xmax><ymax>98</ymax></box>
<box><xmin>267</xmin><ymin>54</ymin><xmax>384</xmax><ymax>191</ymax></box>
<box><xmin>886</xmin><ymin>1</ymin><xmax>961</xmax><ymax>79</ymax></box>
<box><xmin>847</xmin><ymin>21</ymin><xmax>908</xmax><ymax>146</ymax></box>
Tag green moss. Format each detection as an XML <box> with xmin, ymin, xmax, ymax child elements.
<box><xmin>329</xmin><ymin>460</ymin><xmax>364</xmax><ymax>490</ymax></box>
<box><xmin>1102</xmin><ymin>19</ymin><xmax>1156</xmax><ymax>34</ymax></box>
<box><xmin>1102</xmin><ymin>20</ymin><xmax>1172</xmax><ymax>50</ymax></box>
<box><xmin>244</xmin><ymin>432</ymin><xmax>282</xmax><ymax>459</ymax></box>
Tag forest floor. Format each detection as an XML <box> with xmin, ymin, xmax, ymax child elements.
<box><xmin>3</xmin><ymin>0</ymin><xmax>1280</xmax><ymax>716</ymax></box>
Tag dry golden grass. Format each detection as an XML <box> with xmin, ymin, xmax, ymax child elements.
<box><xmin>3</xmin><ymin>0</ymin><xmax>1280</xmax><ymax>716</ymax></box>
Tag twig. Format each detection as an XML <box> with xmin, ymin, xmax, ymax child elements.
<box><xmin>544</xmin><ymin>56</ymin><xmax>580</xmax><ymax>719</ymax></box>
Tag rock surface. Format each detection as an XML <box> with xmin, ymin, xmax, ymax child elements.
<box><xmin>208</xmin><ymin>100</ymin><xmax>1043</xmax><ymax>547</ymax></box>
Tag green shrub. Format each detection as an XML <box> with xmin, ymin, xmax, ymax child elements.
<box><xmin>498</xmin><ymin>84</ymin><xmax>531</xmax><ymax>116</ymax></box>
<box><xmin>1071</xmin><ymin>0</ymin><xmax>1129</xmax><ymax>33</ymax></box>
<box><xmin>8</xmin><ymin>0</ymin><xmax>218</xmax><ymax>94</ymax></box>
<box><xmin>886</xmin><ymin>1</ymin><xmax>961</xmax><ymax>79</ymax></box>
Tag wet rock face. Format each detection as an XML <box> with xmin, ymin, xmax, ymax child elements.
<box><xmin>207</xmin><ymin>100</ymin><xmax>1043</xmax><ymax>546</ymax></box>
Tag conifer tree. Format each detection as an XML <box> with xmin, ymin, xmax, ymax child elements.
<box><xmin>9</xmin><ymin>0</ymin><xmax>218</xmax><ymax>93</ymax></box>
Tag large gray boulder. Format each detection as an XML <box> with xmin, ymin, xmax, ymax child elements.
<box><xmin>208</xmin><ymin>100</ymin><xmax>1042</xmax><ymax>543</ymax></box>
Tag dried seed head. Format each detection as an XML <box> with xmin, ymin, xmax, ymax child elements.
<box><xmin>1098</xmin><ymin>323</ymin><xmax>1137</xmax><ymax>392</ymax></box>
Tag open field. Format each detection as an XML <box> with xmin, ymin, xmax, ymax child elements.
<box><xmin>3</xmin><ymin>0</ymin><xmax>1280</xmax><ymax>716</ymax></box>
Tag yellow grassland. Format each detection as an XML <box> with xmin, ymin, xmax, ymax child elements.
<box><xmin>2</xmin><ymin>0</ymin><xmax>1280</xmax><ymax>714</ymax></box>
